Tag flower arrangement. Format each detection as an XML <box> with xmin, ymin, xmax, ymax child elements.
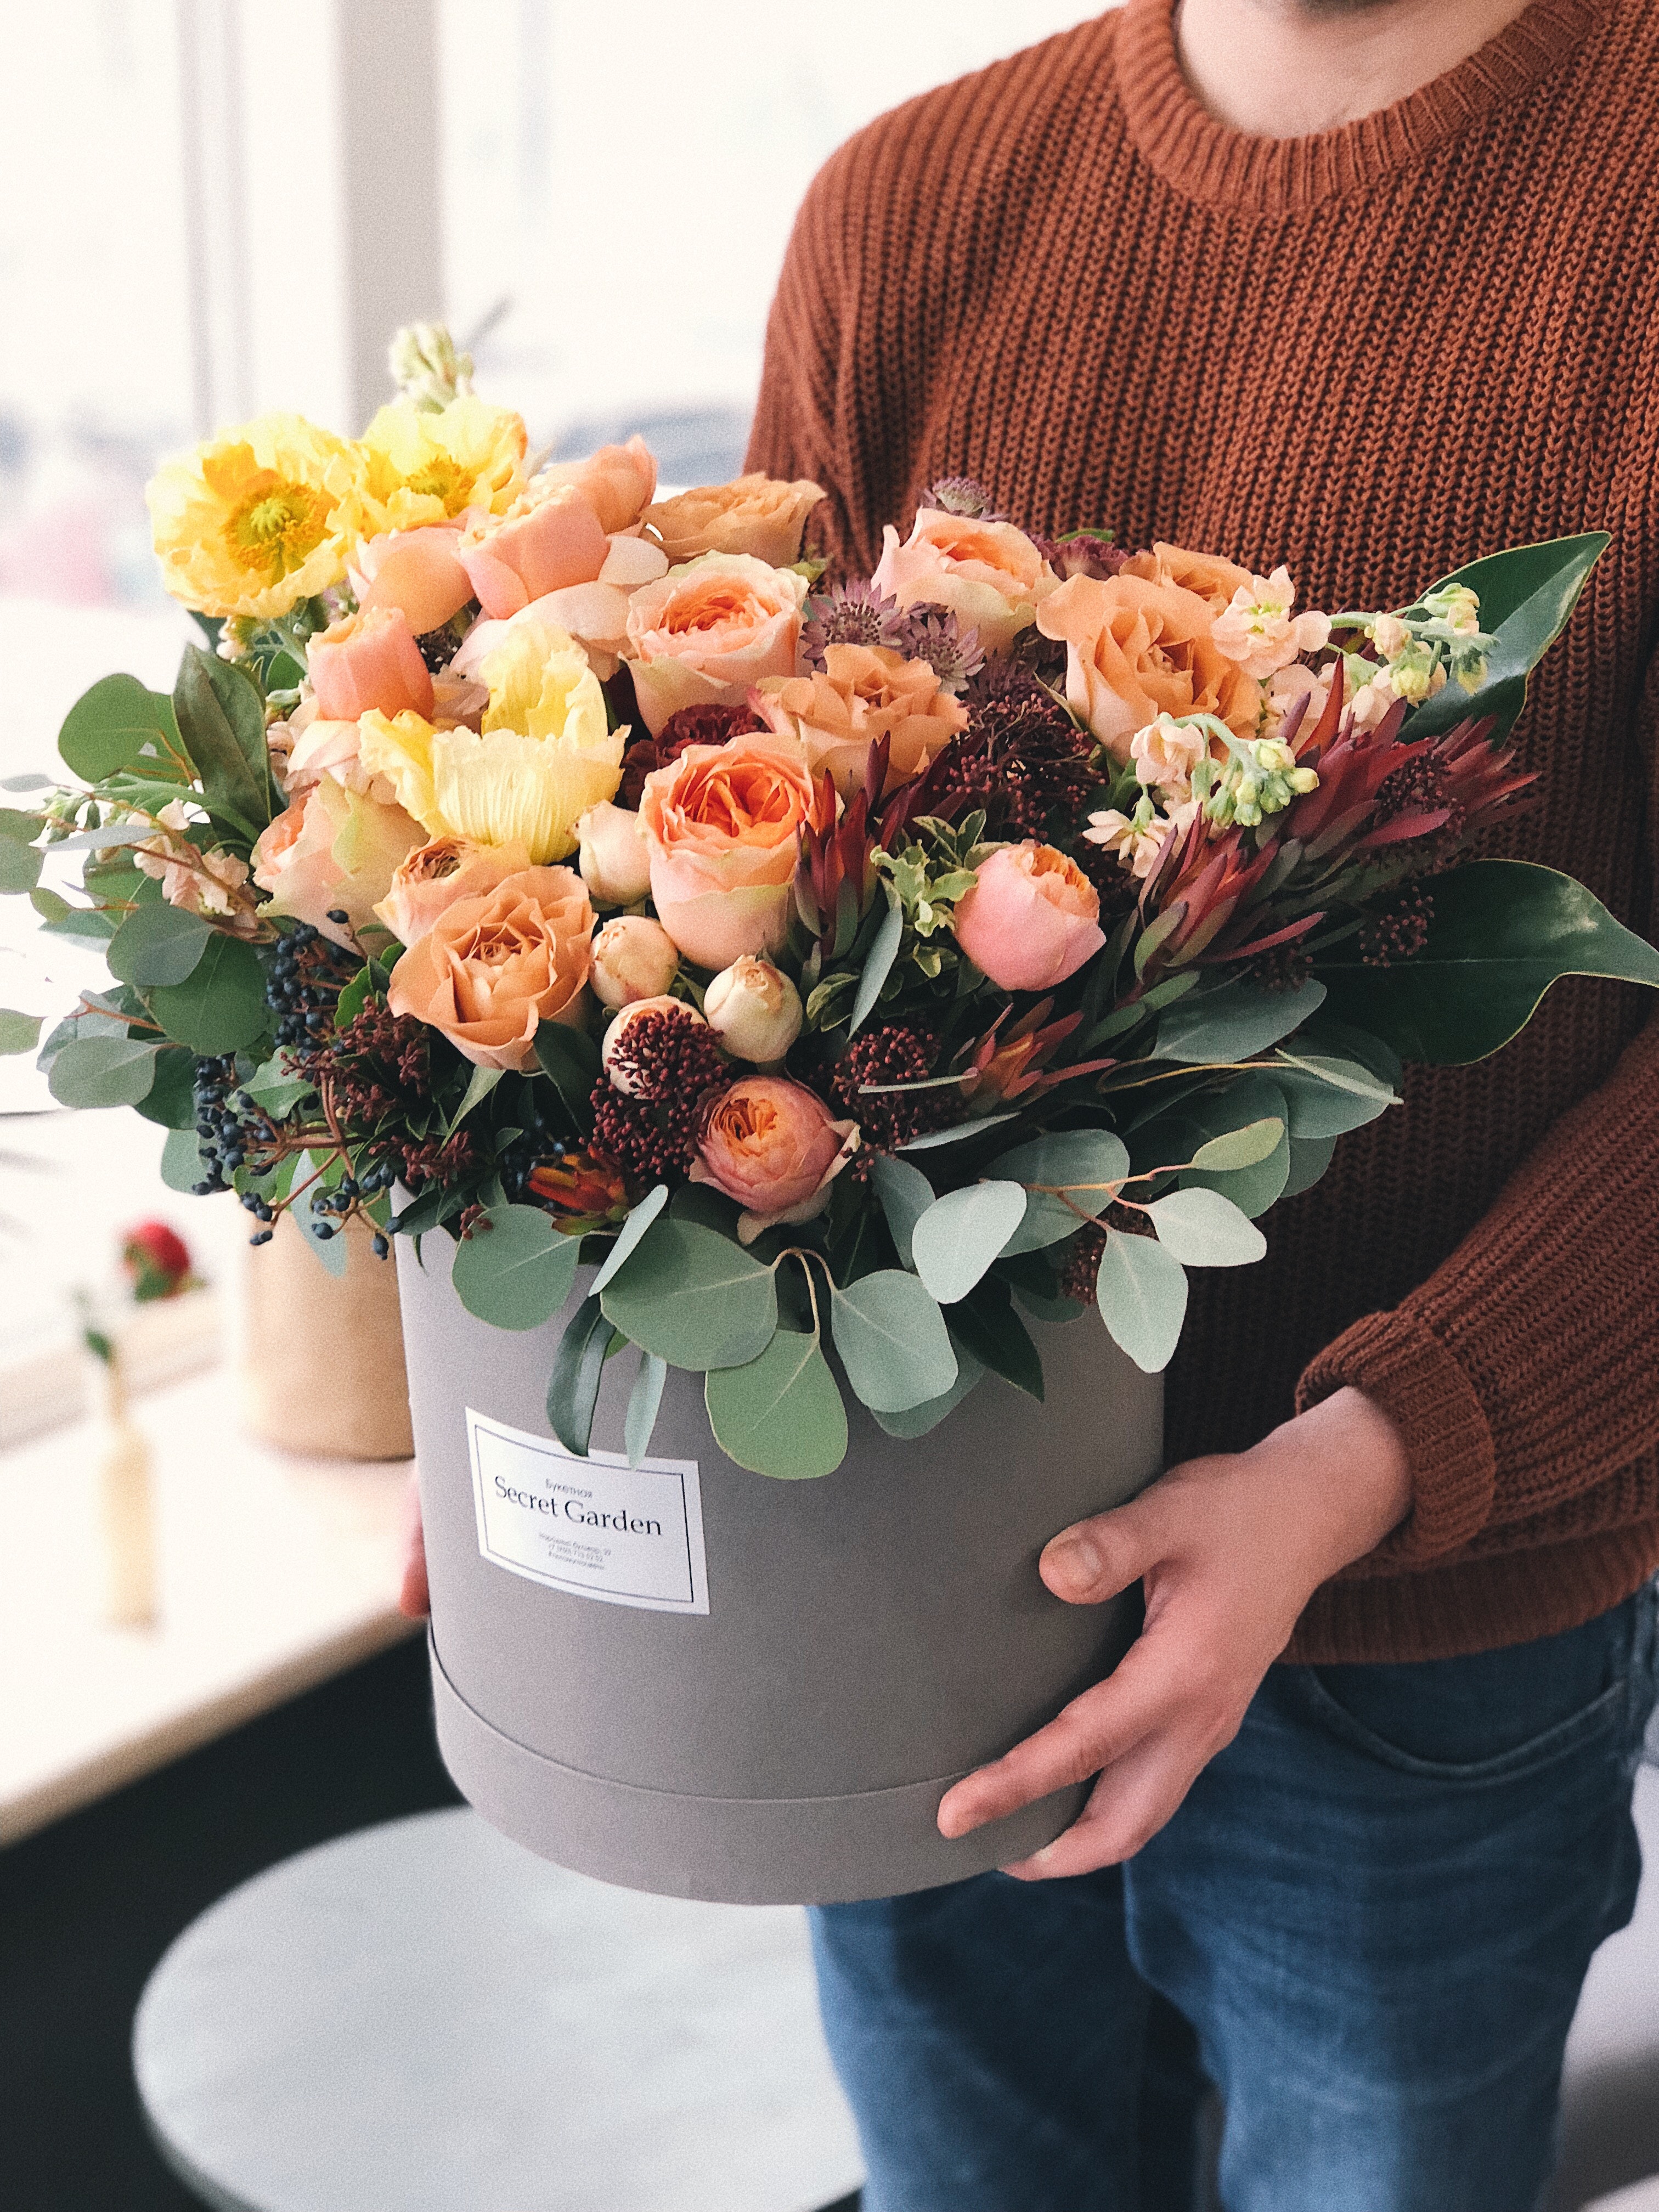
<box><xmin>5</xmin><ymin>326</ymin><xmax>1656</xmax><ymax>1480</ymax></box>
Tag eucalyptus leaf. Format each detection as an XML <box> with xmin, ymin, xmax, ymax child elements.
<box><xmin>1177</xmin><ymin>1075</ymin><xmax>1291</xmax><ymax>1218</ymax></box>
<box><xmin>1189</xmin><ymin>1118</ymin><xmax>1285</xmax><ymax>1172</ymax></box>
<box><xmin>1268</xmin><ymin>1054</ymin><xmax>1397</xmax><ymax>1139</ymax></box>
<box><xmin>830</xmin><ymin>1270</ymin><xmax>957</xmax><ymax>1413</ymax></box>
<box><xmin>1154</xmin><ymin>974</ymin><xmax>1327</xmax><ymax>1064</ymax></box>
<box><xmin>993</xmin><ymin>1129</ymin><xmax>1130</xmax><ymax>1253</ymax></box>
<box><xmin>1</xmin><ymin>774</ymin><xmax>52</xmax><ymax>793</ymax></box>
<box><xmin>451</xmin><ymin>1205</ymin><xmax>582</xmax><ymax>1330</ymax></box>
<box><xmin>133</xmin><ymin>1046</ymin><xmax>198</xmax><ymax>1130</ymax></box>
<box><xmin>1095</xmin><ymin>1229</ymin><xmax>1188</xmax><ymax>1374</ymax></box>
<box><xmin>848</xmin><ymin>885</ymin><xmax>904</xmax><ymax>1037</ymax></box>
<box><xmin>107</xmin><ymin>903</ymin><xmax>213</xmax><ymax>988</ymax></box>
<box><xmin>161</xmin><ymin>1125</ymin><xmax>211</xmax><ymax>1193</ymax></box>
<box><xmin>1145</xmin><ymin>1186</ymin><xmax>1267</xmax><ymax>1268</ymax></box>
<box><xmin>58</xmin><ymin>673</ymin><xmax>188</xmax><ymax>785</ymax></box>
<box><xmin>872</xmin><ymin>1342</ymin><xmax>987</xmax><ymax>1438</ymax></box>
<box><xmin>624</xmin><ymin>1351</ymin><xmax>669</xmax><ymax>1467</ymax></box>
<box><xmin>1318</xmin><ymin>860</ymin><xmax>1659</xmax><ymax>1065</ymax></box>
<box><xmin>1282</xmin><ymin>1132</ymin><xmax>1339</xmax><ymax>1200</ymax></box>
<box><xmin>146</xmin><ymin>933</ymin><xmax>269</xmax><ymax>1054</ymax></box>
<box><xmin>545</xmin><ymin>1294</ymin><xmax>618</xmax><ymax>1456</ymax></box>
<box><xmin>47</xmin><ymin>1035</ymin><xmax>157</xmax><ymax>1109</ymax></box>
<box><xmin>599</xmin><ymin>1218</ymin><xmax>778</xmax><ymax>1370</ymax></box>
<box><xmin>910</xmin><ymin>1180</ymin><xmax>1027</xmax><ymax>1305</ymax></box>
<box><xmin>868</xmin><ymin>1153</ymin><xmax>934</xmax><ymax>1269</ymax></box>
<box><xmin>899</xmin><ymin>1110</ymin><xmax>1018</xmax><ymax>1153</ymax></box>
<box><xmin>704</xmin><ymin>1329</ymin><xmax>848</xmax><ymax>1479</ymax></box>
<box><xmin>590</xmin><ymin>1184</ymin><xmax>670</xmax><ymax>1296</ymax></box>
<box><xmin>0</xmin><ymin>1009</ymin><xmax>43</xmax><ymax>1055</ymax></box>
<box><xmin>0</xmin><ymin>839</ymin><xmax>42</xmax><ymax>894</ymax></box>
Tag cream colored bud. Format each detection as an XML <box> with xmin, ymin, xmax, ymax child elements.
<box><xmin>578</xmin><ymin>800</ymin><xmax>652</xmax><ymax>907</ymax></box>
<box><xmin>601</xmin><ymin>994</ymin><xmax>707</xmax><ymax>1093</ymax></box>
<box><xmin>1256</xmin><ymin>740</ymin><xmax>1294</xmax><ymax>774</ymax></box>
<box><xmin>703</xmin><ymin>956</ymin><xmax>803</xmax><ymax>1065</ymax></box>
<box><xmin>1289</xmin><ymin>766</ymin><xmax>1321</xmax><ymax>794</ymax></box>
<box><xmin>590</xmin><ymin>915</ymin><xmax>681</xmax><ymax>1011</ymax></box>
<box><xmin>1370</xmin><ymin>612</ymin><xmax>1410</xmax><ymax>659</ymax></box>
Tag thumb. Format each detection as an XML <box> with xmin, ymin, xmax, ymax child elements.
<box><xmin>1041</xmin><ymin>1493</ymin><xmax>1164</xmax><ymax>1606</ymax></box>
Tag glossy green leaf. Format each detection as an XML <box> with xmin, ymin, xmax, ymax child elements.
<box><xmin>1189</xmin><ymin>1118</ymin><xmax>1285</xmax><ymax>1172</ymax></box>
<box><xmin>589</xmin><ymin>1184</ymin><xmax>669</xmax><ymax>1296</ymax></box>
<box><xmin>911</xmin><ymin>1180</ymin><xmax>1027</xmax><ymax>1305</ymax></box>
<box><xmin>451</xmin><ymin>1204</ymin><xmax>582</xmax><ymax>1330</ymax></box>
<box><xmin>107</xmin><ymin>903</ymin><xmax>213</xmax><ymax>988</ymax></box>
<box><xmin>868</xmin><ymin>1153</ymin><xmax>935</xmax><ymax>1269</ymax></box>
<box><xmin>1145</xmin><ymin>1186</ymin><xmax>1266</xmax><ymax>1268</ymax></box>
<box><xmin>1406</xmin><ymin>533</ymin><xmax>1609</xmax><ymax>742</ymax></box>
<box><xmin>444</xmin><ymin>1062</ymin><xmax>503</xmax><ymax>1136</ymax></box>
<box><xmin>704</xmin><ymin>1329</ymin><xmax>848</xmax><ymax>1479</ymax></box>
<box><xmin>599</xmin><ymin>1217</ymin><xmax>778</xmax><ymax>1370</ymax></box>
<box><xmin>240</xmin><ymin>1055</ymin><xmax>314</xmax><ymax>1121</ymax></box>
<box><xmin>830</xmin><ymin>1270</ymin><xmax>957</xmax><ymax>1413</ymax></box>
<box><xmin>992</xmin><ymin>1129</ymin><xmax>1130</xmax><ymax>1254</ymax></box>
<box><xmin>1153</xmin><ymin>975</ymin><xmax>1326</xmax><ymax>1065</ymax></box>
<box><xmin>624</xmin><ymin>1351</ymin><xmax>669</xmax><ymax>1467</ymax></box>
<box><xmin>534</xmin><ymin>1019</ymin><xmax>602</xmax><ymax>1132</ymax></box>
<box><xmin>545</xmin><ymin>1294</ymin><xmax>617</xmax><ymax>1455</ymax></box>
<box><xmin>1095</xmin><ymin>1229</ymin><xmax>1188</xmax><ymax>1374</ymax></box>
<box><xmin>0</xmin><ymin>1009</ymin><xmax>44</xmax><ymax>1056</ymax></box>
<box><xmin>1319</xmin><ymin>861</ymin><xmax>1659</xmax><ymax>1065</ymax></box>
<box><xmin>47</xmin><ymin>1035</ymin><xmax>158</xmax><ymax>1109</ymax></box>
<box><xmin>146</xmin><ymin>933</ymin><xmax>269</xmax><ymax>1054</ymax></box>
<box><xmin>949</xmin><ymin>1275</ymin><xmax>1045</xmax><ymax>1401</ymax></box>
<box><xmin>848</xmin><ymin>885</ymin><xmax>904</xmax><ymax>1037</ymax></box>
<box><xmin>58</xmin><ymin>673</ymin><xmax>188</xmax><ymax>785</ymax></box>
<box><xmin>173</xmin><ymin>645</ymin><xmax>275</xmax><ymax>834</ymax></box>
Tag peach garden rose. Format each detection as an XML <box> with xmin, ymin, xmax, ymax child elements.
<box><xmin>755</xmin><ymin>644</ymin><xmax>968</xmax><ymax>795</ymax></box>
<box><xmin>636</xmin><ymin>736</ymin><xmax>815</xmax><ymax>970</ymax></box>
<box><xmin>1036</xmin><ymin>573</ymin><xmax>1263</xmax><ymax>760</ymax></box>
<box><xmin>691</xmin><ymin>1075</ymin><xmax>859</xmax><ymax>1240</ymax></box>
<box><xmin>372</xmin><ymin>836</ymin><xmax>533</xmax><ymax>947</ymax></box>
<box><xmin>644</xmin><ymin>473</ymin><xmax>826</xmax><ymax>568</ymax></box>
<box><xmin>624</xmin><ymin>554</ymin><xmax>809</xmax><ymax>736</ymax></box>
<box><xmin>306</xmin><ymin>605</ymin><xmax>434</xmax><ymax>724</ymax></box>
<box><xmin>386</xmin><ymin>866</ymin><xmax>594</xmax><ymax>1071</ymax></box>
<box><xmin>951</xmin><ymin>840</ymin><xmax>1107</xmax><ymax>992</ymax></box>
<box><xmin>871</xmin><ymin>508</ymin><xmax>1059</xmax><ymax>653</ymax></box>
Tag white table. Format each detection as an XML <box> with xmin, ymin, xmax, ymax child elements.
<box><xmin>0</xmin><ymin>1365</ymin><xmax>416</xmax><ymax>1842</ymax></box>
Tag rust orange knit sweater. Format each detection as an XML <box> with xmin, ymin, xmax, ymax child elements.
<box><xmin>747</xmin><ymin>0</ymin><xmax>1659</xmax><ymax>1664</ymax></box>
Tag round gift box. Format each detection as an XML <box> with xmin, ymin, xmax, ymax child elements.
<box><xmin>398</xmin><ymin>1233</ymin><xmax>1163</xmax><ymax>1906</ymax></box>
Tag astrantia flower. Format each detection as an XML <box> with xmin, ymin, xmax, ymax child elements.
<box><xmin>922</xmin><ymin>476</ymin><xmax>1002</xmax><ymax>521</ymax></box>
<box><xmin>896</xmin><ymin>606</ymin><xmax>986</xmax><ymax>693</ymax></box>
<box><xmin>360</xmin><ymin>395</ymin><xmax>528</xmax><ymax>531</ymax></box>
<box><xmin>147</xmin><ymin>413</ymin><xmax>370</xmax><ymax>620</ymax></box>
<box><xmin>800</xmin><ymin>578</ymin><xmax>909</xmax><ymax>668</ymax></box>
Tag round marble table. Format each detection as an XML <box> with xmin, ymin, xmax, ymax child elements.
<box><xmin>133</xmin><ymin>1808</ymin><xmax>863</xmax><ymax>2212</ymax></box>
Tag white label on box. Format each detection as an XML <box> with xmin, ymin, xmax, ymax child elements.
<box><xmin>465</xmin><ymin>1408</ymin><xmax>709</xmax><ymax>1615</ymax></box>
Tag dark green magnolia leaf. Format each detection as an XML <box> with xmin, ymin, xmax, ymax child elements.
<box><xmin>1406</xmin><ymin>533</ymin><xmax>1609</xmax><ymax>743</ymax></box>
<box><xmin>1153</xmin><ymin>975</ymin><xmax>1326</xmax><ymax>1065</ymax></box>
<box><xmin>1095</xmin><ymin>1229</ymin><xmax>1188</xmax><ymax>1374</ymax></box>
<box><xmin>1145</xmin><ymin>1186</ymin><xmax>1266</xmax><ymax>1268</ymax></box>
<box><xmin>704</xmin><ymin>1329</ymin><xmax>848</xmax><ymax>1479</ymax></box>
<box><xmin>108</xmin><ymin>903</ymin><xmax>213</xmax><ymax>988</ymax></box>
<box><xmin>0</xmin><ymin>1009</ymin><xmax>43</xmax><ymax>1056</ymax></box>
<box><xmin>624</xmin><ymin>1351</ymin><xmax>669</xmax><ymax>1467</ymax></box>
<box><xmin>545</xmin><ymin>1294</ymin><xmax>618</xmax><ymax>1455</ymax></box>
<box><xmin>868</xmin><ymin>1154</ymin><xmax>935</xmax><ymax>1269</ymax></box>
<box><xmin>0</xmin><ymin>839</ymin><xmax>42</xmax><ymax>894</ymax></box>
<box><xmin>173</xmin><ymin>645</ymin><xmax>275</xmax><ymax>836</ymax></box>
<box><xmin>47</xmin><ymin>1035</ymin><xmax>158</xmax><ymax>1109</ymax></box>
<box><xmin>146</xmin><ymin>933</ymin><xmax>269</xmax><ymax>1054</ymax></box>
<box><xmin>451</xmin><ymin>1205</ymin><xmax>581</xmax><ymax>1330</ymax></box>
<box><xmin>59</xmin><ymin>673</ymin><xmax>189</xmax><ymax>785</ymax></box>
<box><xmin>911</xmin><ymin>1180</ymin><xmax>1027</xmax><ymax>1305</ymax></box>
<box><xmin>599</xmin><ymin>1217</ymin><xmax>778</xmax><ymax>1370</ymax></box>
<box><xmin>534</xmin><ymin>1019</ymin><xmax>602</xmax><ymax>1133</ymax></box>
<box><xmin>589</xmin><ymin>1184</ymin><xmax>669</xmax><ymax>1296</ymax></box>
<box><xmin>829</xmin><ymin>1271</ymin><xmax>957</xmax><ymax>1413</ymax></box>
<box><xmin>1318</xmin><ymin>860</ymin><xmax>1659</xmax><ymax>1065</ymax></box>
<box><xmin>133</xmin><ymin>1046</ymin><xmax>198</xmax><ymax>1130</ymax></box>
<box><xmin>949</xmin><ymin>1275</ymin><xmax>1045</xmax><ymax>1401</ymax></box>
<box><xmin>848</xmin><ymin>885</ymin><xmax>904</xmax><ymax>1037</ymax></box>
<box><xmin>872</xmin><ymin>1341</ymin><xmax>987</xmax><ymax>1438</ymax></box>
<box><xmin>992</xmin><ymin>1129</ymin><xmax>1130</xmax><ymax>1254</ymax></box>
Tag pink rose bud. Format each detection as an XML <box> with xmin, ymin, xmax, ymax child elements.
<box><xmin>690</xmin><ymin>1075</ymin><xmax>859</xmax><ymax>1240</ymax></box>
<box><xmin>358</xmin><ymin>526</ymin><xmax>475</xmax><ymax>635</ymax></box>
<box><xmin>307</xmin><ymin>606</ymin><xmax>434</xmax><ymax>723</ymax></box>
<box><xmin>951</xmin><ymin>841</ymin><xmax>1107</xmax><ymax>992</ymax></box>
<box><xmin>457</xmin><ymin>487</ymin><xmax>610</xmax><ymax>619</ymax></box>
<box><xmin>590</xmin><ymin>916</ymin><xmax>681</xmax><ymax>1011</ymax></box>
<box><xmin>601</xmin><ymin>995</ymin><xmax>707</xmax><ymax>1093</ymax></box>
<box><xmin>703</xmin><ymin>956</ymin><xmax>803</xmax><ymax>1065</ymax></box>
<box><xmin>577</xmin><ymin>800</ymin><xmax>652</xmax><ymax>907</ymax></box>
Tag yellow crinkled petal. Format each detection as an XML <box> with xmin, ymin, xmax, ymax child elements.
<box><xmin>430</xmin><ymin>726</ymin><xmax>623</xmax><ymax>864</ymax></box>
<box><xmin>479</xmin><ymin>620</ymin><xmax>612</xmax><ymax>748</ymax></box>
<box><xmin>357</xmin><ymin>710</ymin><xmax>445</xmax><ymax>834</ymax></box>
<box><xmin>359</xmin><ymin>396</ymin><xmax>528</xmax><ymax>533</ymax></box>
<box><xmin>145</xmin><ymin>412</ymin><xmax>370</xmax><ymax>621</ymax></box>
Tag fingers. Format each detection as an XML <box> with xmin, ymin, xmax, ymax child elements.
<box><xmin>397</xmin><ymin>1472</ymin><xmax>430</xmax><ymax>1620</ymax></box>
<box><xmin>1040</xmin><ymin>1489</ymin><xmax>1167</xmax><ymax>1605</ymax></box>
<box><xmin>1000</xmin><ymin>1729</ymin><xmax>1209</xmax><ymax>1880</ymax></box>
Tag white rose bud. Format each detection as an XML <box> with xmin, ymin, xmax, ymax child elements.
<box><xmin>590</xmin><ymin>914</ymin><xmax>681</xmax><ymax>1011</ymax></box>
<box><xmin>577</xmin><ymin>800</ymin><xmax>652</xmax><ymax>907</ymax></box>
<box><xmin>602</xmin><ymin>994</ymin><xmax>707</xmax><ymax>1094</ymax></box>
<box><xmin>703</xmin><ymin>956</ymin><xmax>804</xmax><ymax>1065</ymax></box>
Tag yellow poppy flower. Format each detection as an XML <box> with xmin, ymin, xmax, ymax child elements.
<box><xmin>359</xmin><ymin>396</ymin><xmax>528</xmax><ymax>532</ymax></box>
<box><xmin>146</xmin><ymin>413</ymin><xmax>370</xmax><ymax>621</ymax></box>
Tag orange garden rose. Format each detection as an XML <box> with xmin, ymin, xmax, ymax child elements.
<box><xmin>457</xmin><ymin>484</ymin><xmax>611</xmax><ymax>619</ymax></box>
<box><xmin>387</xmin><ymin>866</ymin><xmax>594</xmax><ymax>1071</ymax></box>
<box><xmin>372</xmin><ymin>836</ymin><xmax>533</xmax><ymax>946</ymax></box>
<box><xmin>534</xmin><ymin>436</ymin><xmax>658</xmax><ymax>535</ymax></box>
<box><xmin>644</xmin><ymin>473</ymin><xmax>826</xmax><ymax>568</ymax></box>
<box><xmin>1036</xmin><ymin>574</ymin><xmax>1264</xmax><ymax>759</ymax></box>
<box><xmin>691</xmin><ymin>1075</ymin><xmax>859</xmax><ymax>1240</ymax></box>
<box><xmin>624</xmin><ymin>554</ymin><xmax>809</xmax><ymax>736</ymax></box>
<box><xmin>756</xmin><ymin>645</ymin><xmax>968</xmax><ymax>795</ymax></box>
<box><xmin>1120</xmin><ymin>542</ymin><xmax>1256</xmax><ymax>618</ymax></box>
<box><xmin>951</xmin><ymin>841</ymin><xmax>1107</xmax><ymax>992</ymax></box>
<box><xmin>252</xmin><ymin>778</ymin><xmax>425</xmax><ymax>950</ymax></box>
<box><xmin>637</xmin><ymin>736</ymin><xmax>815</xmax><ymax>970</ymax></box>
<box><xmin>307</xmin><ymin>605</ymin><xmax>434</xmax><ymax>723</ymax></box>
<box><xmin>872</xmin><ymin>509</ymin><xmax>1058</xmax><ymax>653</ymax></box>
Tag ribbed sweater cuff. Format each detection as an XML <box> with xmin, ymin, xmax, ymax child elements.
<box><xmin>1296</xmin><ymin>1310</ymin><xmax>1496</xmax><ymax>1563</ymax></box>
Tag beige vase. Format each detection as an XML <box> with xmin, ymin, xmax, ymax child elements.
<box><xmin>241</xmin><ymin>1213</ymin><xmax>415</xmax><ymax>1460</ymax></box>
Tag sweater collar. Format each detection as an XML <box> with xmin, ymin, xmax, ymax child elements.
<box><xmin>1114</xmin><ymin>0</ymin><xmax>1607</xmax><ymax>212</ymax></box>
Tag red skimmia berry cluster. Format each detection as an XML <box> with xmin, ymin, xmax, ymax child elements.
<box><xmin>830</xmin><ymin>1024</ymin><xmax>956</xmax><ymax>1152</ymax></box>
<box><xmin>590</xmin><ymin>1008</ymin><xmax>732</xmax><ymax>1182</ymax></box>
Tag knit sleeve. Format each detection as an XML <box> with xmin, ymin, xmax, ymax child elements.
<box><xmin>1297</xmin><ymin>664</ymin><xmax>1659</xmax><ymax>1566</ymax></box>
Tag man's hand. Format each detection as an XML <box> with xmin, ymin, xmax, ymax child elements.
<box><xmin>935</xmin><ymin>1386</ymin><xmax>1411</xmax><ymax>1879</ymax></box>
<box><xmin>398</xmin><ymin>1471</ymin><xmax>430</xmax><ymax>1620</ymax></box>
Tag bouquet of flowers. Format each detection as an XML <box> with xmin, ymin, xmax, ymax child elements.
<box><xmin>6</xmin><ymin>326</ymin><xmax>1655</xmax><ymax>1481</ymax></box>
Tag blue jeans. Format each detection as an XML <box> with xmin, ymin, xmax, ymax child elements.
<box><xmin>811</xmin><ymin>1581</ymin><xmax>1659</xmax><ymax>2212</ymax></box>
